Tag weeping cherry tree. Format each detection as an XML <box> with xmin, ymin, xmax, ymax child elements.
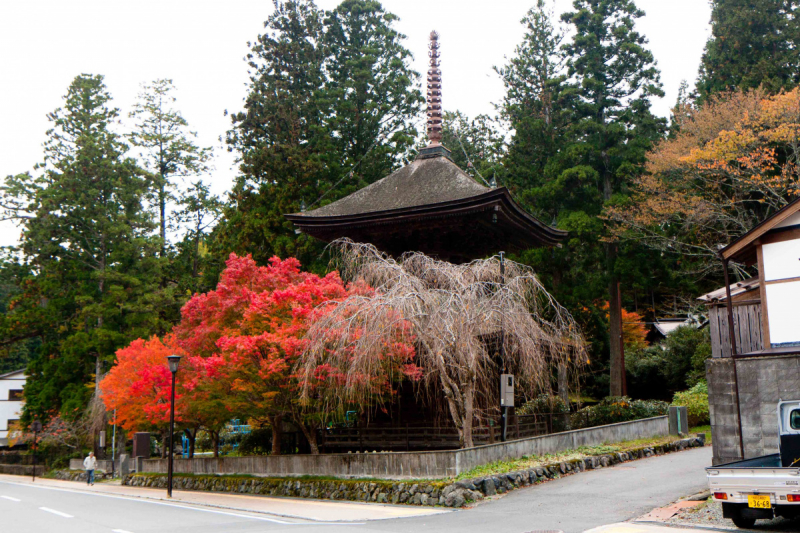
<box><xmin>298</xmin><ymin>241</ymin><xmax>587</xmax><ymax>448</ymax></box>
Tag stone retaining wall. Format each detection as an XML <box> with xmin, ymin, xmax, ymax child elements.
<box><xmin>123</xmin><ymin>436</ymin><xmax>705</xmax><ymax>508</ymax></box>
<box><xmin>140</xmin><ymin>416</ymin><xmax>670</xmax><ymax>480</ymax></box>
<box><xmin>51</xmin><ymin>469</ymin><xmax>111</xmax><ymax>482</ymax></box>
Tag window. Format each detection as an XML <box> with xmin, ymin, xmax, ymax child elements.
<box><xmin>791</xmin><ymin>410</ymin><xmax>800</xmax><ymax>430</ymax></box>
<box><xmin>8</xmin><ymin>389</ymin><xmax>23</xmax><ymax>401</ymax></box>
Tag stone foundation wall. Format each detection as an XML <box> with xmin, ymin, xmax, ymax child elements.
<box><xmin>123</xmin><ymin>436</ymin><xmax>704</xmax><ymax>508</ymax></box>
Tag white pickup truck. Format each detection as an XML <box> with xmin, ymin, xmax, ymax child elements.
<box><xmin>707</xmin><ymin>400</ymin><xmax>800</xmax><ymax>528</ymax></box>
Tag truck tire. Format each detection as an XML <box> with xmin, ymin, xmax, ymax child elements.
<box><xmin>731</xmin><ymin>516</ymin><xmax>756</xmax><ymax>529</ymax></box>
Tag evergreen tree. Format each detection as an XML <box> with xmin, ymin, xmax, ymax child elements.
<box><xmin>524</xmin><ymin>0</ymin><xmax>666</xmax><ymax>397</ymax></box>
<box><xmin>1</xmin><ymin>74</ymin><xmax>163</xmax><ymax>420</ymax></box>
<box><xmin>321</xmin><ymin>0</ymin><xmax>422</xmax><ymax>187</ymax></box>
<box><xmin>496</xmin><ymin>0</ymin><xmax>573</xmax><ymax>211</ymax></box>
<box><xmin>216</xmin><ymin>0</ymin><xmax>422</xmax><ymax>269</ymax></box>
<box><xmin>441</xmin><ymin>111</ymin><xmax>505</xmax><ymax>186</ymax></box>
<box><xmin>128</xmin><ymin>79</ymin><xmax>213</xmax><ymax>256</ymax></box>
<box><xmin>697</xmin><ymin>0</ymin><xmax>800</xmax><ymax>99</ymax></box>
<box><xmin>173</xmin><ymin>181</ymin><xmax>224</xmax><ymax>295</ymax></box>
<box><xmin>217</xmin><ymin>0</ymin><xmax>328</xmax><ymax>267</ymax></box>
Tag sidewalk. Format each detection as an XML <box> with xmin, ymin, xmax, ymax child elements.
<box><xmin>0</xmin><ymin>473</ymin><xmax>451</xmax><ymax>522</ymax></box>
<box><xmin>586</xmin><ymin>523</ymin><xmax>729</xmax><ymax>533</ymax></box>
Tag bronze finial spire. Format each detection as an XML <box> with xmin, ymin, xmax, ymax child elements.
<box><xmin>426</xmin><ymin>30</ymin><xmax>443</xmax><ymax>146</ymax></box>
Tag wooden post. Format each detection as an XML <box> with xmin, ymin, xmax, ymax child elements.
<box><xmin>723</xmin><ymin>259</ymin><xmax>746</xmax><ymax>460</ymax></box>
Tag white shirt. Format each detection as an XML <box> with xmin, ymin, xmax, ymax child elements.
<box><xmin>83</xmin><ymin>456</ymin><xmax>97</xmax><ymax>470</ymax></box>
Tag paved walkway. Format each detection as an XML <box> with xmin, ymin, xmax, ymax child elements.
<box><xmin>0</xmin><ymin>474</ymin><xmax>449</xmax><ymax>522</ymax></box>
<box><xmin>588</xmin><ymin>523</ymin><xmax>724</xmax><ymax>533</ymax></box>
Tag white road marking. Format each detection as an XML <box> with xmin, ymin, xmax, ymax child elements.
<box><xmin>0</xmin><ymin>480</ymin><xmax>363</xmax><ymax>525</ymax></box>
<box><xmin>112</xmin><ymin>529</ymin><xmax>134</xmax><ymax>533</ymax></box>
<box><xmin>1</xmin><ymin>495</ymin><xmax>21</xmax><ymax>502</ymax></box>
<box><xmin>39</xmin><ymin>506</ymin><xmax>74</xmax><ymax>518</ymax></box>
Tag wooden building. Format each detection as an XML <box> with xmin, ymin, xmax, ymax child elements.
<box><xmin>706</xmin><ymin>198</ymin><xmax>800</xmax><ymax>464</ymax></box>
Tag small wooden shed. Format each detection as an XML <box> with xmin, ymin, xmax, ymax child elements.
<box><xmin>706</xmin><ymin>197</ymin><xmax>800</xmax><ymax>464</ymax></box>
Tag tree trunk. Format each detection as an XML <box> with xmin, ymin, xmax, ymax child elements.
<box><xmin>161</xmin><ymin>430</ymin><xmax>167</xmax><ymax>459</ymax></box>
<box><xmin>159</xmin><ymin>174</ymin><xmax>167</xmax><ymax>257</ymax></box>
<box><xmin>602</xmin><ymin>159</ymin><xmax>624</xmax><ymax>398</ymax></box>
<box><xmin>212</xmin><ymin>430</ymin><xmax>219</xmax><ymax>458</ymax></box>
<box><xmin>184</xmin><ymin>428</ymin><xmax>196</xmax><ymax>459</ymax></box>
<box><xmin>608</xmin><ymin>245</ymin><xmax>624</xmax><ymax>397</ymax></box>
<box><xmin>461</xmin><ymin>381</ymin><xmax>475</xmax><ymax>449</ymax></box>
<box><xmin>298</xmin><ymin>423</ymin><xmax>320</xmax><ymax>455</ymax></box>
<box><xmin>270</xmin><ymin>416</ymin><xmax>282</xmax><ymax>456</ymax></box>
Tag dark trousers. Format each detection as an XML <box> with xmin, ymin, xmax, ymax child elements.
<box><xmin>86</xmin><ymin>469</ymin><xmax>94</xmax><ymax>484</ymax></box>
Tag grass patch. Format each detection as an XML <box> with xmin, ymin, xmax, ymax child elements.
<box><xmin>454</xmin><ymin>432</ymin><xmax>701</xmax><ymax>481</ymax></box>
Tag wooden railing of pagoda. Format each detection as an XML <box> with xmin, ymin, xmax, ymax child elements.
<box><xmin>318</xmin><ymin>412</ymin><xmax>581</xmax><ymax>453</ymax></box>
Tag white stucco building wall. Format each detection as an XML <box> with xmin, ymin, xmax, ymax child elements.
<box><xmin>0</xmin><ymin>369</ymin><xmax>26</xmax><ymax>447</ymax></box>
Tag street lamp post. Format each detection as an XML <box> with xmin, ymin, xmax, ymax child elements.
<box><xmin>31</xmin><ymin>420</ymin><xmax>42</xmax><ymax>482</ymax></box>
<box><xmin>166</xmin><ymin>355</ymin><xmax>181</xmax><ymax>498</ymax></box>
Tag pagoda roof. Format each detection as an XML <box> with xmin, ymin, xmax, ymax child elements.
<box><xmin>285</xmin><ymin>152</ymin><xmax>567</xmax><ymax>262</ymax></box>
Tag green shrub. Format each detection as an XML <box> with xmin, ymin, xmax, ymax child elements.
<box><xmin>518</xmin><ymin>394</ymin><xmax>571</xmax><ymax>432</ymax></box>
<box><xmin>571</xmin><ymin>396</ymin><xmax>669</xmax><ymax>429</ymax></box>
<box><xmin>672</xmin><ymin>381</ymin><xmax>710</xmax><ymax>426</ymax></box>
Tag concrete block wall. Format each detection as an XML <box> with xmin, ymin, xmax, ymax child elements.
<box><xmin>139</xmin><ymin>416</ymin><xmax>668</xmax><ymax>480</ymax></box>
<box><xmin>707</xmin><ymin>354</ymin><xmax>800</xmax><ymax>465</ymax></box>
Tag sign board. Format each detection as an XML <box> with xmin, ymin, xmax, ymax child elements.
<box><xmin>31</xmin><ymin>420</ymin><xmax>42</xmax><ymax>432</ymax></box>
<box><xmin>133</xmin><ymin>432</ymin><xmax>151</xmax><ymax>458</ymax></box>
<box><xmin>500</xmin><ymin>374</ymin><xmax>515</xmax><ymax>407</ymax></box>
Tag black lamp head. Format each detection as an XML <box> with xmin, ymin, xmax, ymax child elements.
<box><xmin>167</xmin><ymin>355</ymin><xmax>182</xmax><ymax>374</ymax></box>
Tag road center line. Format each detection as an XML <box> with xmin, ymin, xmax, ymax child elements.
<box><xmin>39</xmin><ymin>506</ymin><xmax>74</xmax><ymax>518</ymax></box>
<box><xmin>2</xmin><ymin>495</ymin><xmax>21</xmax><ymax>502</ymax></box>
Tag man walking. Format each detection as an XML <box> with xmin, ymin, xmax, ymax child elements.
<box><xmin>83</xmin><ymin>451</ymin><xmax>97</xmax><ymax>486</ymax></box>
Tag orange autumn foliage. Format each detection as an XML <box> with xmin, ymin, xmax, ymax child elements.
<box><xmin>607</xmin><ymin>88</ymin><xmax>800</xmax><ymax>269</ymax></box>
<box><xmin>603</xmin><ymin>302</ymin><xmax>648</xmax><ymax>351</ymax></box>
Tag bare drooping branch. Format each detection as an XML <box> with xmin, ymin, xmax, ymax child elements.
<box><xmin>298</xmin><ymin>240</ymin><xmax>587</xmax><ymax>448</ymax></box>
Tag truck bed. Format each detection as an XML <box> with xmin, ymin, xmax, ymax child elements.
<box><xmin>714</xmin><ymin>454</ymin><xmax>783</xmax><ymax>469</ymax></box>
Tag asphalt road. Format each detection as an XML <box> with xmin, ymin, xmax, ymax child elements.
<box><xmin>0</xmin><ymin>446</ymin><xmax>712</xmax><ymax>533</ymax></box>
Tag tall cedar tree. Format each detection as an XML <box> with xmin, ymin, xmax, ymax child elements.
<box><xmin>2</xmin><ymin>75</ymin><xmax>162</xmax><ymax>421</ymax></box>
<box><xmin>441</xmin><ymin>111</ymin><xmax>505</xmax><ymax>186</ymax></box>
<box><xmin>496</xmin><ymin>0</ymin><xmax>573</xmax><ymax>210</ymax></box>
<box><xmin>559</xmin><ymin>0</ymin><xmax>665</xmax><ymax>396</ymax></box>
<box><xmin>321</xmin><ymin>0</ymin><xmax>422</xmax><ymax>190</ymax></box>
<box><xmin>697</xmin><ymin>0</ymin><xmax>800</xmax><ymax>100</ymax></box>
<box><xmin>128</xmin><ymin>79</ymin><xmax>213</xmax><ymax>257</ymax></box>
<box><xmin>217</xmin><ymin>0</ymin><xmax>422</xmax><ymax>269</ymax></box>
<box><xmin>218</xmin><ymin>0</ymin><xmax>325</xmax><ymax>268</ymax></box>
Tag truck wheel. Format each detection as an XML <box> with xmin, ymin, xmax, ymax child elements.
<box><xmin>731</xmin><ymin>516</ymin><xmax>756</xmax><ymax>529</ymax></box>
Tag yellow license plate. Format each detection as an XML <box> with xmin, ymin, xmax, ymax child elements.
<box><xmin>748</xmin><ymin>495</ymin><xmax>772</xmax><ymax>509</ymax></box>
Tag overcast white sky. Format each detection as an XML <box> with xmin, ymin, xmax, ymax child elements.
<box><xmin>0</xmin><ymin>0</ymin><xmax>712</xmax><ymax>247</ymax></box>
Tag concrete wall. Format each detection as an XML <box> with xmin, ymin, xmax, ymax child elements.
<box><xmin>707</xmin><ymin>354</ymin><xmax>800</xmax><ymax>465</ymax></box>
<box><xmin>140</xmin><ymin>416</ymin><xmax>668</xmax><ymax>480</ymax></box>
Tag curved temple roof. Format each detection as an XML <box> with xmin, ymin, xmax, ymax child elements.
<box><xmin>285</xmin><ymin>151</ymin><xmax>566</xmax><ymax>263</ymax></box>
